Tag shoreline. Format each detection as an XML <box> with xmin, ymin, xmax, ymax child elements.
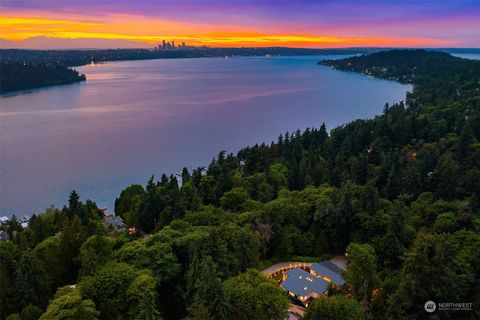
<box><xmin>1</xmin><ymin>54</ymin><xmax>411</xmax><ymax>217</ymax></box>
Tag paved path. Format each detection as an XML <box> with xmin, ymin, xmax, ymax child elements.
<box><xmin>261</xmin><ymin>256</ymin><xmax>347</xmax><ymax>277</ymax></box>
<box><xmin>329</xmin><ymin>256</ymin><xmax>347</xmax><ymax>270</ymax></box>
<box><xmin>261</xmin><ymin>261</ymin><xmax>313</xmax><ymax>277</ymax></box>
<box><xmin>287</xmin><ymin>304</ymin><xmax>306</xmax><ymax>320</ymax></box>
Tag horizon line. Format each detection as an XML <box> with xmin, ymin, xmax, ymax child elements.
<box><xmin>1</xmin><ymin>46</ymin><xmax>480</xmax><ymax>51</ymax></box>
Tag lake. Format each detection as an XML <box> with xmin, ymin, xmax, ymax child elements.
<box><xmin>452</xmin><ymin>53</ymin><xmax>480</xmax><ymax>60</ymax></box>
<box><xmin>0</xmin><ymin>55</ymin><xmax>411</xmax><ymax>216</ymax></box>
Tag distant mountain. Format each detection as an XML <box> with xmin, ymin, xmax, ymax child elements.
<box><xmin>0</xmin><ymin>37</ymin><xmax>152</xmax><ymax>49</ymax></box>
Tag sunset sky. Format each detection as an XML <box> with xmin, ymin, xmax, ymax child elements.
<box><xmin>1</xmin><ymin>0</ymin><xmax>479</xmax><ymax>49</ymax></box>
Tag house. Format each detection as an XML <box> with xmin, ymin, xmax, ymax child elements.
<box><xmin>310</xmin><ymin>261</ymin><xmax>345</xmax><ymax>286</ymax></box>
<box><xmin>103</xmin><ymin>215</ymin><xmax>126</xmax><ymax>231</ymax></box>
<box><xmin>281</xmin><ymin>268</ymin><xmax>329</xmax><ymax>306</ymax></box>
<box><xmin>0</xmin><ymin>216</ymin><xmax>9</xmax><ymax>225</ymax></box>
<box><xmin>20</xmin><ymin>215</ymin><xmax>31</xmax><ymax>229</ymax></box>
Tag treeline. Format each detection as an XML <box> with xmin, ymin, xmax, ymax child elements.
<box><xmin>0</xmin><ymin>62</ymin><xmax>86</xmax><ymax>93</ymax></box>
<box><xmin>2</xmin><ymin>48</ymin><xmax>478</xmax><ymax>69</ymax></box>
<box><xmin>0</xmin><ymin>47</ymin><xmax>372</xmax><ymax>94</ymax></box>
<box><xmin>320</xmin><ymin>49</ymin><xmax>480</xmax><ymax>106</ymax></box>
<box><xmin>2</xmin><ymin>47</ymin><xmax>475</xmax><ymax>94</ymax></box>
<box><xmin>0</xmin><ymin>47</ymin><xmax>377</xmax><ymax>68</ymax></box>
<box><xmin>0</xmin><ymin>50</ymin><xmax>479</xmax><ymax>320</ymax></box>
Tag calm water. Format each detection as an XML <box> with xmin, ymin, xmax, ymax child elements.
<box><xmin>0</xmin><ymin>56</ymin><xmax>411</xmax><ymax>216</ymax></box>
<box><xmin>452</xmin><ymin>53</ymin><xmax>480</xmax><ymax>60</ymax></box>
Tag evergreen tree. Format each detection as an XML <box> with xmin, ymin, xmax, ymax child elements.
<box><xmin>14</xmin><ymin>251</ymin><xmax>50</xmax><ymax>308</ymax></box>
<box><xmin>189</xmin><ymin>256</ymin><xmax>227</xmax><ymax>319</ymax></box>
<box><xmin>457</xmin><ymin>120</ymin><xmax>477</xmax><ymax>160</ymax></box>
<box><xmin>68</xmin><ymin>190</ymin><xmax>81</xmax><ymax>218</ymax></box>
<box><xmin>345</xmin><ymin>243</ymin><xmax>378</xmax><ymax>304</ymax></box>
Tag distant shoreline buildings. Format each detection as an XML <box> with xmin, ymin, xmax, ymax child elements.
<box><xmin>155</xmin><ymin>39</ymin><xmax>204</xmax><ymax>51</ymax></box>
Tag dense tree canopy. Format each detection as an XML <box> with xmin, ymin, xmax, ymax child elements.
<box><xmin>39</xmin><ymin>286</ymin><xmax>98</xmax><ymax>320</ymax></box>
<box><xmin>223</xmin><ymin>269</ymin><xmax>289</xmax><ymax>320</ymax></box>
<box><xmin>0</xmin><ymin>62</ymin><xmax>85</xmax><ymax>93</ymax></box>
<box><xmin>305</xmin><ymin>295</ymin><xmax>368</xmax><ymax>320</ymax></box>
<box><xmin>345</xmin><ymin>243</ymin><xmax>378</xmax><ymax>304</ymax></box>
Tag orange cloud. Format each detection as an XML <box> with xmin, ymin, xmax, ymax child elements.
<box><xmin>0</xmin><ymin>13</ymin><xmax>453</xmax><ymax>48</ymax></box>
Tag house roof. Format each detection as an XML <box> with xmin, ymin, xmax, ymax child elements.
<box><xmin>103</xmin><ymin>215</ymin><xmax>125</xmax><ymax>229</ymax></box>
<box><xmin>310</xmin><ymin>261</ymin><xmax>345</xmax><ymax>286</ymax></box>
<box><xmin>0</xmin><ymin>216</ymin><xmax>9</xmax><ymax>223</ymax></box>
<box><xmin>281</xmin><ymin>268</ymin><xmax>329</xmax><ymax>298</ymax></box>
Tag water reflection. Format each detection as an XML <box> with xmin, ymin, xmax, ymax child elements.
<box><xmin>0</xmin><ymin>56</ymin><xmax>410</xmax><ymax>215</ymax></box>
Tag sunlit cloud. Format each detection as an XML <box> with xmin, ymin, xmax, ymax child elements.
<box><xmin>0</xmin><ymin>2</ymin><xmax>476</xmax><ymax>48</ymax></box>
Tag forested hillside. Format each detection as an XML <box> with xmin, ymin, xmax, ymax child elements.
<box><xmin>1</xmin><ymin>50</ymin><xmax>479</xmax><ymax>320</ymax></box>
<box><xmin>0</xmin><ymin>62</ymin><xmax>85</xmax><ymax>93</ymax></box>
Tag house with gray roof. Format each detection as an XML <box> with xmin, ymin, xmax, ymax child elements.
<box><xmin>310</xmin><ymin>261</ymin><xmax>345</xmax><ymax>286</ymax></box>
<box><xmin>281</xmin><ymin>268</ymin><xmax>329</xmax><ymax>305</ymax></box>
<box><xmin>0</xmin><ymin>216</ymin><xmax>9</xmax><ymax>225</ymax></box>
<box><xmin>103</xmin><ymin>215</ymin><xmax>126</xmax><ymax>231</ymax></box>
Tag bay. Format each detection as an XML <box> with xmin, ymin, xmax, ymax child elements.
<box><xmin>0</xmin><ymin>55</ymin><xmax>411</xmax><ymax>215</ymax></box>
